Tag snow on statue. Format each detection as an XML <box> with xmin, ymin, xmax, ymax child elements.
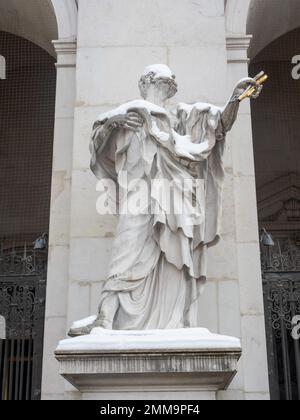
<box><xmin>69</xmin><ymin>64</ymin><xmax>263</xmax><ymax>336</ymax></box>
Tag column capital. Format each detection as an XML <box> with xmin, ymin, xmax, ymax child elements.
<box><xmin>52</xmin><ymin>38</ymin><xmax>77</xmax><ymax>68</ymax></box>
<box><xmin>226</xmin><ymin>34</ymin><xmax>252</xmax><ymax>64</ymax></box>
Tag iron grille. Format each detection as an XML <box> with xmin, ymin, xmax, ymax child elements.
<box><xmin>261</xmin><ymin>238</ymin><xmax>300</xmax><ymax>400</ymax></box>
<box><xmin>0</xmin><ymin>244</ymin><xmax>47</xmax><ymax>400</ymax></box>
<box><xmin>261</xmin><ymin>236</ymin><xmax>300</xmax><ymax>273</ymax></box>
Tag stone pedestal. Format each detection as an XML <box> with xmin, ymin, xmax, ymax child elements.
<box><xmin>55</xmin><ymin>328</ymin><xmax>241</xmax><ymax>400</ymax></box>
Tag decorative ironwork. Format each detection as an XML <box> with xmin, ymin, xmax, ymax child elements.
<box><xmin>0</xmin><ymin>278</ymin><xmax>45</xmax><ymax>340</ymax></box>
<box><xmin>261</xmin><ymin>236</ymin><xmax>300</xmax><ymax>272</ymax></box>
<box><xmin>263</xmin><ymin>273</ymin><xmax>300</xmax><ymax>401</ymax></box>
<box><xmin>262</xmin><ymin>198</ymin><xmax>300</xmax><ymax>223</ymax></box>
<box><xmin>263</xmin><ymin>276</ymin><xmax>300</xmax><ymax>337</ymax></box>
<box><xmin>0</xmin><ymin>243</ymin><xmax>47</xmax><ymax>400</ymax></box>
<box><xmin>0</xmin><ymin>243</ymin><xmax>47</xmax><ymax>277</ymax></box>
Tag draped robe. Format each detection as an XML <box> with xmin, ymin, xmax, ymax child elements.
<box><xmin>90</xmin><ymin>100</ymin><xmax>232</xmax><ymax>330</ymax></box>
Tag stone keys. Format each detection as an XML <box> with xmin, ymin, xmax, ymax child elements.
<box><xmin>238</xmin><ymin>71</ymin><xmax>268</xmax><ymax>102</ymax></box>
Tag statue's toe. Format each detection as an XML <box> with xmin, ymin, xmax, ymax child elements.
<box><xmin>68</xmin><ymin>324</ymin><xmax>93</xmax><ymax>337</ymax></box>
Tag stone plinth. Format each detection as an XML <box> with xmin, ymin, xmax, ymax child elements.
<box><xmin>55</xmin><ymin>328</ymin><xmax>241</xmax><ymax>400</ymax></box>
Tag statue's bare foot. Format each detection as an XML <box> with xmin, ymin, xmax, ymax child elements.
<box><xmin>96</xmin><ymin>319</ymin><xmax>113</xmax><ymax>330</ymax></box>
<box><xmin>92</xmin><ymin>315</ymin><xmax>113</xmax><ymax>331</ymax></box>
<box><xmin>68</xmin><ymin>316</ymin><xmax>113</xmax><ymax>337</ymax></box>
<box><xmin>68</xmin><ymin>323</ymin><xmax>94</xmax><ymax>337</ymax></box>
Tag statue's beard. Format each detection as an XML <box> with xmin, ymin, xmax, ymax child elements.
<box><xmin>154</xmin><ymin>77</ymin><xmax>178</xmax><ymax>98</ymax></box>
<box><xmin>166</xmin><ymin>80</ymin><xmax>178</xmax><ymax>99</ymax></box>
<box><xmin>139</xmin><ymin>78</ymin><xmax>178</xmax><ymax>101</ymax></box>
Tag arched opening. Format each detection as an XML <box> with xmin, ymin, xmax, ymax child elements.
<box><xmin>248</xmin><ymin>0</ymin><xmax>300</xmax><ymax>401</ymax></box>
<box><xmin>0</xmin><ymin>1</ymin><xmax>58</xmax><ymax>400</ymax></box>
<box><xmin>247</xmin><ymin>0</ymin><xmax>300</xmax><ymax>61</ymax></box>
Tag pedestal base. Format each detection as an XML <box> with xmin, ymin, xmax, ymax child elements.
<box><xmin>55</xmin><ymin>328</ymin><xmax>241</xmax><ymax>400</ymax></box>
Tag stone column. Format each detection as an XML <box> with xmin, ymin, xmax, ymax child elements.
<box><xmin>41</xmin><ymin>39</ymin><xmax>77</xmax><ymax>400</ymax></box>
<box><xmin>221</xmin><ymin>34</ymin><xmax>270</xmax><ymax>400</ymax></box>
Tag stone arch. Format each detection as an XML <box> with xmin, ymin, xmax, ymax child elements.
<box><xmin>0</xmin><ymin>0</ymin><xmax>77</xmax><ymax>57</ymax></box>
<box><xmin>225</xmin><ymin>0</ymin><xmax>252</xmax><ymax>35</ymax></box>
<box><xmin>247</xmin><ymin>0</ymin><xmax>300</xmax><ymax>61</ymax></box>
<box><xmin>0</xmin><ymin>0</ymin><xmax>57</xmax><ymax>56</ymax></box>
<box><xmin>226</xmin><ymin>0</ymin><xmax>300</xmax><ymax>61</ymax></box>
<box><xmin>51</xmin><ymin>0</ymin><xmax>78</xmax><ymax>41</ymax></box>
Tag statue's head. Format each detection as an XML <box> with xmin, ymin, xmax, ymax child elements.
<box><xmin>139</xmin><ymin>64</ymin><xmax>178</xmax><ymax>102</ymax></box>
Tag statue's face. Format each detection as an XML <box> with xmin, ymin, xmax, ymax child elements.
<box><xmin>152</xmin><ymin>74</ymin><xmax>178</xmax><ymax>99</ymax></box>
<box><xmin>139</xmin><ymin>65</ymin><xmax>178</xmax><ymax>101</ymax></box>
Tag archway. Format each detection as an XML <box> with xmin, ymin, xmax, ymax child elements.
<box><xmin>247</xmin><ymin>0</ymin><xmax>300</xmax><ymax>61</ymax></box>
<box><xmin>0</xmin><ymin>0</ymin><xmax>59</xmax><ymax>401</ymax></box>
<box><xmin>248</xmin><ymin>1</ymin><xmax>300</xmax><ymax>401</ymax></box>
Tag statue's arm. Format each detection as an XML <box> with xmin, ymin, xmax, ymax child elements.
<box><xmin>221</xmin><ymin>77</ymin><xmax>262</xmax><ymax>133</ymax></box>
<box><xmin>91</xmin><ymin>119</ymin><xmax>114</xmax><ymax>153</ymax></box>
<box><xmin>92</xmin><ymin>112</ymin><xmax>144</xmax><ymax>152</ymax></box>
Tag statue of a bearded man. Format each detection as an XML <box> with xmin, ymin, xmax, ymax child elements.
<box><xmin>69</xmin><ymin>64</ymin><xmax>262</xmax><ymax>336</ymax></box>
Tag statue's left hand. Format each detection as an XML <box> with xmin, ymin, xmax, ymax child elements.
<box><xmin>107</xmin><ymin>111</ymin><xmax>144</xmax><ymax>132</ymax></box>
<box><xmin>233</xmin><ymin>77</ymin><xmax>263</xmax><ymax>99</ymax></box>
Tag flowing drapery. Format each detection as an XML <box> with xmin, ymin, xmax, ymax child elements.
<box><xmin>90</xmin><ymin>100</ymin><xmax>227</xmax><ymax>329</ymax></box>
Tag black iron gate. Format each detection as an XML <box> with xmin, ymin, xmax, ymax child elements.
<box><xmin>0</xmin><ymin>243</ymin><xmax>47</xmax><ymax>400</ymax></box>
<box><xmin>261</xmin><ymin>237</ymin><xmax>300</xmax><ymax>400</ymax></box>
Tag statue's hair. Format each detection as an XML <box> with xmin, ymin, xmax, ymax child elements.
<box><xmin>139</xmin><ymin>72</ymin><xmax>177</xmax><ymax>99</ymax></box>
<box><xmin>138</xmin><ymin>72</ymin><xmax>156</xmax><ymax>99</ymax></box>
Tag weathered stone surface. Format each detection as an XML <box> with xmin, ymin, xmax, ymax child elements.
<box><xmin>55</xmin><ymin>328</ymin><xmax>241</xmax><ymax>400</ymax></box>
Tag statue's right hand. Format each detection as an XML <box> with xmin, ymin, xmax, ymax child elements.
<box><xmin>233</xmin><ymin>77</ymin><xmax>261</xmax><ymax>98</ymax></box>
<box><xmin>109</xmin><ymin>111</ymin><xmax>144</xmax><ymax>132</ymax></box>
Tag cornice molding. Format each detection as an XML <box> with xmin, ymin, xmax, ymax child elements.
<box><xmin>226</xmin><ymin>34</ymin><xmax>252</xmax><ymax>64</ymax></box>
<box><xmin>52</xmin><ymin>39</ymin><xmax>77</xmax><ymax>68</ymax></box>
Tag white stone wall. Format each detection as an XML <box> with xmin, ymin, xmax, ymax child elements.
<box><xmin>42</xmin><ymin>0</ymin><xmax>270</xmax><ymax>400</ymax></box>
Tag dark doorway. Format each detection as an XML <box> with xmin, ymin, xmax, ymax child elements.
<box><xmin>0</xmin><ymin>32</ymin><xmax>56</xmax><ymax>400</ymax></box>
<box><xmin>250</xmin><ymin>28</ymin><xmax>300</xmax><ymax>400</ymax></box>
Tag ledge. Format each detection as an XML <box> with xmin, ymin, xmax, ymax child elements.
<box><xmin>226</xmin><ymin>34</ymin><xmax>252</xmax><ymax>64</ymax></box>
<box><xmin>55</xmin><ymin>328</ymin><xmax>242</xmax><ymax>395</ymax></box>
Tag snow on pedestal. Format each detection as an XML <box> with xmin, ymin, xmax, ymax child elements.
<box><xmin>55</xmin><ymin>328</ymin><xmax>242</xmax><ymax>400</ymax></box>
<box><xmin>57</xmin><ymin>327</ymin><xmax>240</xmax><ymax>352</ymax></box>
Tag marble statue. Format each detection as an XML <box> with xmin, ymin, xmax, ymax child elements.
<box><xmin>69</xmin><ymin>64</ymin><xmax>263</xmax><ymax>336</ymax></box>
